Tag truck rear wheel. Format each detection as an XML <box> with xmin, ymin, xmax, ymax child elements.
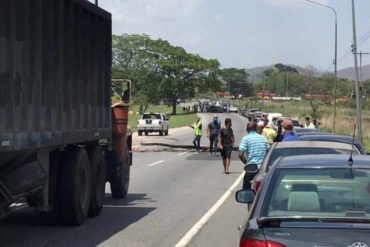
<box><xmin>159</xmin><ymin>130</ymin><xmax>163</xmax><ymax>136</ymax></box>
<box><xmin>87</xmin><ymin>145</ymin><xmax>106</xmax><ymax>217</ymax></box>
<box><xmin>110</xmin><ymin>147</ymin><xmax>130</xmax><ymax>199</ymax></box>
<box><xmin>138</xmin><ymin>131</ymin><xmax>142</xmax><ymax>136</ymax></box>
<box><xmin>57</xmin><ymin>147</ymin><xmax>91</xmax><ymax>225</ymax></box>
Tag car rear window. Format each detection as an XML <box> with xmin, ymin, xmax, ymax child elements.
<box><xmin>267</xmin><ymin>148</ymin><xmax>353</xmax><ymax>168</ymax></box>
<box><xmin>143</xmin><ymin>114</ymin><xmax>161</xmax><ymax>119</ymax></box>
<box><xmin>264</xmin><ymin>168</ymin><xmax>370</xmax><ymax>218</ymax></box>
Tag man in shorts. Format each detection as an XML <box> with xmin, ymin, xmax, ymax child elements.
<box><xmin>219</xmin><ymin>118</ymin><xmax>234</xmax><ymax>174</ymax></box>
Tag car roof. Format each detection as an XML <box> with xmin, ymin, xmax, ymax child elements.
<box><xmin>272</xmin><ymin>141</ymin><xmax>356</xmax><ymax>150</ymax></box>
<box><xmin>277</xmin><ymin>154</ymin><xmax>370</xmax><ymax>169</ymax></box>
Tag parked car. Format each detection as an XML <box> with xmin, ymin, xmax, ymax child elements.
<box><xmin>247</xmin><ymin>108</ymin><xmax>260</xmax><ymax>120</ymax></box>
<box><xmin>236</xmin><ymin>154</ymin><xmax>370</xmax><ymax>247</ymax></box>
<box><xmin>207</xmin><ymin>105</ymin><xmax>223</xmax><ymax>113</ymax></box>
<box><xmin>251</xmin><ymin>141</ymin><xmax>361</xmax><ymax>192</ymax></box>
<box><xmin>300</xmin><ymin>133</ymin><xmax>365</xmax><ymax>154</ymax></box>
<box><xmin>267</xmin><ymin>112</ymin><xmax>282</xmax><ymax>124</ymax></box>
<box><xmin>293</xmin><ymin>126</ymin><xmax>320</xmax><ymax>136</ymax></box>
<box><xmin>228</xmin><ymin>105</ymin><xmax>239</xmax><ymax>113</ymax></box>
<box><xmin>137</xmin><ymin>112</ymin><xmax>169</xmax><ymax>136</ymax></box>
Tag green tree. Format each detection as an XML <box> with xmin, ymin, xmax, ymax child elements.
<box><xmin>112</xmin><ymin>34</ymin><xmax>221</xmax><ymax>115</ymax></box>
<box><xmin>219</xmin><ymin>68</ymin><xmax>253</xmax><ymax>97</ymax></box>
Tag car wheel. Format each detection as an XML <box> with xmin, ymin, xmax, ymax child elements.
<box><xmin>145</xmin><ymin>131</ymin><xmax>148</xmax><ymax>136</ymax></box>
<box><xmin>159</xmin><ymin>131</ymin><xmax>163</xmax><ymax>136</ymax></box>
<box><xmin>138</xmin><ymin>131</ymin><xmax>142</xmax><ymax>136</ymax></box>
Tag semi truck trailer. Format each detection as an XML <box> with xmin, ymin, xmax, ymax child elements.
<box><xmin>0</xmin><ymin>0</ymin><xmax>132</xmax><ymax>225</ymax></box>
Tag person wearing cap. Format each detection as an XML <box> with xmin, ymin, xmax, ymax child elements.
<box><xmin>238</xmin><ymin>121</ymin><xmax>269</xmax><ymax>190</ymax></box>
<box><xmin>281</xmin><ymin>119</ymin><xmax>299</xmax><ymax>141</ymax></box>
<box><xmin>189</xmin><ymin>116</ymin><xmax>203</xmax><ymax>153</ymax></box>
<box><xmin>207</xmin><ymin>115</ymin><xmax>221</xmax><ymax>156</ymax></box>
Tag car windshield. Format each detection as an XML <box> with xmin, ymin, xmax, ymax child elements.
<box><xmin>264</xmin><ymin>168</ymin><xmax>370</xmax><ymax>219</ymax></box>
<box><xmin>266</xmin><ymin>147</ymin><xmax>353</xmax><ymax>168</ymax></box>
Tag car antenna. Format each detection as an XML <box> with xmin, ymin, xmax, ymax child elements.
<box><xmin>347</xmin><ymin>124</ymin><xmax>356</xmax><ymax>167</ymax></box>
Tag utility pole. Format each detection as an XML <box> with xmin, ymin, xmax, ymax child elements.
<box><xmin>302</xmin><ymin>0</ymin><xmax>337</xmax><ymax>133</ymax></box>
<box><xmin>285</xmin><ymin>72</ymin><xmax>289</xmax><ymax>103</ymax></box>
<box><xmin>351</xmin><ymin>0</ymin><xmax>363</xmax><ymax>144</ymax></box>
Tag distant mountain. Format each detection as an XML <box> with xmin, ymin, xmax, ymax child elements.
<box><xmin>246</xmin><ymin>64</ymin><xmax>370</xmax><ymax>82</ymax></box>
<box><xmin>337</xmin><ymin>64</ymin><xmax>370</xmax><ymax>81</ymax></box>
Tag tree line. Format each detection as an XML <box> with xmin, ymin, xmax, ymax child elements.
<box><xmin>112</xmin><ymin>34</ymin><xmax>362</xmax><ymax>115</ymax></box>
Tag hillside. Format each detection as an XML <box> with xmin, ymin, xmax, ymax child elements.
<box><xmin>337</xmin><ymin>64</ymin><xmax>370</xmax><ymax>81</ymax></box>
<box><xmin>246</xmin><ymin>64</ymin><xmax>370</xmax><ymax>82</ymax></box>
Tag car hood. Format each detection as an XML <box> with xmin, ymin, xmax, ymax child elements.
<box><xmin>263</xmin><ymin>226</ymin><xmax>370</xmax><ymax>246</ymax></box>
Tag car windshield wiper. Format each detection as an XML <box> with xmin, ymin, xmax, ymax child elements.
<box><xmin>258</xmin><ymin>216</ymin><xmax>370</xmax><ymax>227</ymax></box>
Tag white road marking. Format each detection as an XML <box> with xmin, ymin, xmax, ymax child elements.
<box><xmin>174</xmin><ymin>171</ymin><xmax>245</xmax><ymax>247</ymax></box>
<box><xmin>177</xmin><ymin>151</ymin><xmax>188</xmax><ymax>156</ymax></box>
<box><xmin>148</xmin><ymin>160</ymin><xmax>165</xmax><ymax>167</ymax></box>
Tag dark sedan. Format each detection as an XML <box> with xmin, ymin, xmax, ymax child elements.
<box><xmin>236</xmin><ymin>154</ymin><xmax>370</xmax><ymax>246</ymax></box>
<box><xmin>250</xmin><ymin>141</ymin><xmax>361</xmax><ymax>192</ymax></box>
<box><xmin>299</xmin><ymin>133</ymin><xmax>365</xmax><ymax>154</ymax></box>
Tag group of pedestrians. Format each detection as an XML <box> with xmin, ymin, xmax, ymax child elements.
<box><xmin>190</xmin><ymin>115</ymin><xmax>235</xmax><ymax>174</ymax></box>
<box><xmin>189</xmin><ymin>114</ymin><xmax>309</xmax><ymax>189</ymax></box>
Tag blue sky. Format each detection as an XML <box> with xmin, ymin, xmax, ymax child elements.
<box><xmin>94</xmin><ymin>0</ymin><xmax>370</xmax><ymax>71</ymax></box>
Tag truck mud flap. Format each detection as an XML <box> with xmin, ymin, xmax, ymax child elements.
<box><xmin>0</xmin><ymin>162</ymin><xmax>47</xmax><ymax>199</ymax></box>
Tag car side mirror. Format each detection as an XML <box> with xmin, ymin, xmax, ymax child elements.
<box><xmin>235</xmin><ymin>190</ymin><xmax>255</xmax><ymax>204</ymax></box>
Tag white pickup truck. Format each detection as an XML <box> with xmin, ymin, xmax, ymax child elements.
<box><xmin>138</xmin><ymin>112</ymin><xmax>169</xmax><ymax>136</ymax></box>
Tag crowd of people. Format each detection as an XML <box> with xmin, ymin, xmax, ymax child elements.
<box><xmin>189</xmin><ymin>113</ymin><xmax>320</xmax><ymax>189</ymax></box>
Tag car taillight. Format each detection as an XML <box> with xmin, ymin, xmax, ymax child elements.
<box><xmin>240</xmin><ymin>239</ymin><xmax>286</xmax><ymax>247</ymax></box>
<box><xmin>255</xmin><ymin>179</ymin><xmax>263</xmax><ymax>192</ymax></box>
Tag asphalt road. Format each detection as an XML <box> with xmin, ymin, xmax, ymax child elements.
<box><xmin>0</xmin><ymin>113</ymin><xmax>250</xmax><ymax>247</ymax></box>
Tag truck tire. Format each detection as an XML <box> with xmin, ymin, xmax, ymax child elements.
<box><xmin>165</xmin><ymin>129</ymin><xmax>169</xmax><ymax>136</ymax></box>
<box><xmin>57</xmin><ymin>147</ymin><xmax>91</xmax><ymax>225</ymax></box>
<box><xmin>138</xmin><ymin>131</ymin><xmax>142</xmax><ymax>136</ymax></box>
<box><xmin>87</xmin><ymin>145</ymin><xmax>106</xmax><ymax>217</ymax></box>
<box><xmin>110</xmin><ymin>146</ymin><xmax>130</xmax><ymax>199</ymax></box>
<box><xmin>145</xmin><ymin>131</ymin><xmax>148</xmax><ymax>136</ymax></box>
<box><xmin>159</xmin><ymin>130</ymin><xmax>163</xmax><ymax>136</ymax></box>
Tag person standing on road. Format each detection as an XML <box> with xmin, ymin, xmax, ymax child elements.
<box><xmin>304</xmin><ymin>117</ymin><xmax>315</xmax><ymax>129</ymax></box>
<box><xmin>281</xmin><ymin>119</ymin><xmax>300</xmax><ymax>141</ymax></box>
<box><xmin>238</xmin><ymin>121</ymin><xmax>269</xmax><ymax>190</ymax></box>
<box><xmin>207</xmin><ymin>115</ymin><xmax>221</xmax><ymax>156</ymax></box>
<box><xmin>189</xmin><ymin>117</ymin><xmax>202</xmax><ymax>153</ymax></box>
<box><xmin>219</xmin><ymin>118</ymin><xmax>234</xmax><ymax>174</ymax></box>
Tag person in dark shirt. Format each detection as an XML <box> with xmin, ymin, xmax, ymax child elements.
<box><xmin>207</xmin><ymin>115</ymin><xmax>221</xmax><ymax>156</ymax></box>
<box><xmin>218</xmin><ymin>118</ymin><xmax>235</xmax><ymax>174</ymax></box>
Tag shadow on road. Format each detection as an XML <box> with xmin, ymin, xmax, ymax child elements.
<box><xmin>185</xmin><ymin>151</ymin><xmax>240</xmax><ymax>161</ymax></box>
<box><xmin>0</xmin><ymin>193</ymin><xmax>155</xmax><ymax>247</ymax></box>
